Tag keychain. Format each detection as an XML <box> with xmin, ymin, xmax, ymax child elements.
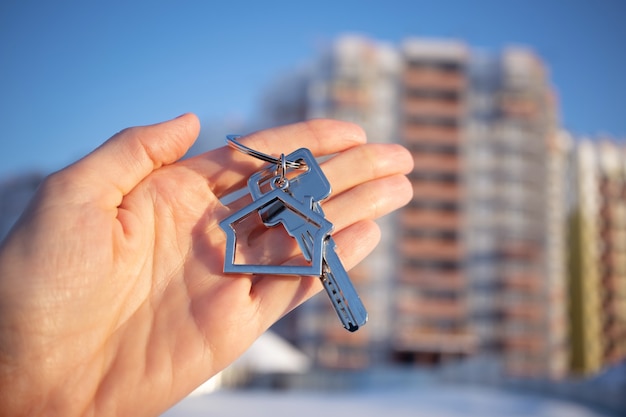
<box><xmin>220</xmin><ymin>135</ymin><xmax>368</xmax><ymax>332</ymax></box>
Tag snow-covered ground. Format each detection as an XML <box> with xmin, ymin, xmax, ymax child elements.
<box><xmin>159</xmin><ymin>333</ymin><xmax>622</xmax><ymax>417</ymax></box>
<box><xmin>162</xmin><ymin>384</ymin><xmax>609</xmax><ymax>417</ymax></box>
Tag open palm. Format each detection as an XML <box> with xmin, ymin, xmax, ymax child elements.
<box><xmin>0</xmin><ymin>114</ymin><xmax>413</xmax><ymax>417</ymax></box>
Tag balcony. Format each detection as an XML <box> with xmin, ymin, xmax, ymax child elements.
<box><xmin>498</xmin><ymin>95</ymin><xmax>541</xmax><ymax>119</ymax></box>
<box><xmin>412</xmin><ymin>181</ymin><xmax>463</xmax><ymax>201</ymax></box>
<box><xmin>499</xmin><ymin>241</ymin><xmax>541</xmax><ymax>260</ymax></box>
<box><xmin>605</xmin><ymin>296</ymin><xmax>626</xmax><ymax>320</ymax></box>
<box><xmin>330</xmin><ymin>85</ymin><xmax>371</xmax><ymax>107</ymax></box>
<box><xmin>400</xmin><ymin>209</ymin><xmax>461</xmax><ymax>229</ymax></box>
<box><xmin>605</xmin><ymin>343</ymin><xmax>626</xmax><ymax>365</ymax></box>
<box><xmin>403</xmin><ymin>98</ymin><xmax>464</xmax><ymax>118</ymax></box>
<box><xmin>392</xmin><ymin>328</ymin><xmax>476</xmax><ymax>353</ymax></box>
<box><xmin>502</xmin><ymin>334</ymin><xmax>545</xmax><ymax>354</ymax></box>
<box><xmin>600</xmin><ymin>230</ymin><xmax>626</xmax><ymax>252</ymax></box>
<box><xmin>402</xmin><ymin>125</ymin><xmax>461</xmax><ymax>145</ymax></box>
<box><xmin>603</xmin><ymin>274</ymin><xmax>626</xmax><ymax>295</ymax></box>
<box><xmin>500</xmin><ymin>302</ymin><xmax>544</xmax><ymax>322</ymax></box>
<box><xmin>600</xmin><ymin>203</ymin><xmax>626</xmax><ymax>226</ymax></box>
<box><xmin>399</xmin><ymin>238</ymin><xmax>463</xmax><ymax>259</ymax></box>
<box><xmin>603</xmin><ymin>319</ymin><xmax>626</xmax><ymax>343</ymax></box>
<box><xmin>599</xmin><ymin>179</ymin><xmax>624</xmax><ymax>199</ymax></box>
<box><xmin>502</xmin><ymin>273</ymin><xmax>543</xmax><ymax>293</ymax></box>
<box><xmin>601</xmin><ymin>251</ymin><xmax>626</xmax><ymax>272</ymax></box>
<box><xmin>403</xmin><ymin>69</ymin><xmax>466</xmax><ymax>90</ymax></box>
<box><xmin>399</xmin><ymin>268</ymin><xmax>465</xmax><ymax>290</ymax></box>
<box><xmin>397</xmin><ymin>298</ymin><xmax>468</xmax><ymax>321</ymax></box>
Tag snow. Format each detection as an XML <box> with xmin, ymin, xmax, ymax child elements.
<box><xmin>162</xmin><ymin>384</ymin><xmax>609</xmax><ymax>417</ymax></box>
<box><xmin>161</xmin><ymin>332</ymin><xmax>618</xmax><ymax>416</ymax></box>
<box><xmin>189</xmin><ymin>331</ymin><xmax>311</xmax><ymax>396</ymax></box>
<box><xmin>232</xmin><ymin>330</ymin><xmax>311</xmax><ymax>374</ymax></box>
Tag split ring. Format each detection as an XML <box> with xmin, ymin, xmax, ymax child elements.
<box><xmin>226</xmin><ymin>135</ymin><xmax>302</xmax><ymax>169</ymax></box>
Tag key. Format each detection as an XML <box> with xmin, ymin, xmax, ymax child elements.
<box><xmin>247</xmin><ymin>148</ymin><xmax>331</xmax><ymax>213</ymax></box>
<box><xmin>308</xmin><ymin>198</ymin><xmax>368</xmax><ymax>331</ymax></box>
<box><xmin>270</xmin><ymin>199</ymin><xmax>368</xmax><ymax>331</ymax></box>
<box><xmin>222</xmin><ymin>139</ymin><xmax>368</xmax><ymax>331</ymax></box>
<box><xmin>251</xmin><ymin>149</ymin><xmax>368</xmax><ymax>331</ymax></box>
<box><xmin>248</xmin><ymin>148</ymin><xmax>333</xmax><ymax>264</ymax></box>
<box><xmin>320</xmin><ymin>235</ymin><xmax>369</xmax><ymax>331</ymax></box>
<box><xmin>262</xmin><ymin>204</ymin><xmax>331</xmax><ymax>262</ymax></box>
<box><xmin>265</xmin><ymin>200</ymin><xmax>368</xmax><ymax>332</ymax></box>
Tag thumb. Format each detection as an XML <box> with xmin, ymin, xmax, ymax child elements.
<box><xmin>61</xmin><ymin>113</ymin><xmax>201</xmax><ymax>206</ymax></box>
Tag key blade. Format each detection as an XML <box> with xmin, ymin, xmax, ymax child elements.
<box><xmin>321</xmin><ymin>238</ymin><xmax>368</xmax><ymax>332</ymax></box>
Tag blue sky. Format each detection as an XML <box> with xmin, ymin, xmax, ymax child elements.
<box><xmin>1</xmin><ymin>0</ymin><xmax>625</xmax><ymax>177</ymax></box>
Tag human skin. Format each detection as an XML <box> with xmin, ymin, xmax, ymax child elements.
<box><xmin>0</xmin><ymin>114</ymin><xmax>414</xmax><ymax>417</ymax></box>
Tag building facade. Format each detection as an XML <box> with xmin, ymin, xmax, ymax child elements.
<box><xmin>568</xmin><ymin>140</ymin><xmax>626</xmax><ymax>375</ymax></box>
<box><xmin>266</xmin><ymin>36</ymin><xmax>402</xmax><ymax>368</ymax></box>
<box><xmin>463</xmin><ymin>48</ymin><xmax>569</xmax><ymax>378</ymax></box>
<box><xmin>395</xmin><ymin>39</ymin><xmax>475</xmax><ymax>364</ymax></box>
<box><xmin>262</xmin><ymin>35</ymin><xmax>593</xmax><ymax>379</ymax></box>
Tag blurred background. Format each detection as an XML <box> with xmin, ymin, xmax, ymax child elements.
<box><xmin>1</xmin><ymin>1</ymin><xmax>625</xmax><ymax>416</ymax></box>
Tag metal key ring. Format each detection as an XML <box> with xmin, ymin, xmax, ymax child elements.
<box><xmin>226</xmin><ymin>134</ymin><xmax>302</xmax><ymax>169</ymax></box>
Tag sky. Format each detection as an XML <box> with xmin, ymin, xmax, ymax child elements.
<box><xmin>1</xmin><ymin>0</ymin><xmax>625</xmax><ymax>178</ymax></box>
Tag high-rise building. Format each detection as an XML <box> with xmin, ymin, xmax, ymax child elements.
<box><xmin>568</xmin><ymin>140</ymin><xmax>626</xmax><ymax>375</ymax></box>
<box><xmin>568</xmin><ymin>140</ymin><xmax>603</xmax><ymax>375</ymax></box>
<box><xmin>544</xmin><ymin>130</ymin><xmax>572</xmax><ymax>379</ymax></box>
<box><xmin>596</xmin><ymin>142</ymin><xmax>626</xmax><ymax>367</ymax></box>
<box><xmin>395</xmin><ymin>39</ymin><xmax>475</xmax><ymax>364</ymax></box>
<box><xmin>262</xmin><ymin>35</ymin><xmax>571</xmax><ymax>378</ymax></box>
<box><xmin>266</xmin><ymin>36</ymin><xmax>401</xmax><ymax>368</ymax></box>
<box><xmin>464</xmin><ymin>48</ymin><xmax>569</xmax><ymax>378</ymax></box>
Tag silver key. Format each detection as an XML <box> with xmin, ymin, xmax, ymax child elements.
<box><xmin>221</xmin><ymin>148</ymin><xmax>332</xmax><ymax>276</ymax></box>
<box><xmin>251</xmin><ymin>148</ymin><xmax>368</xmax><ymax>332</ymax></box>
<box><xmin>264</xmin><ymin>200</ymin><xmax>368</xmax><ymax>331</ymax></box>
<box><xmin>221</xmin><ymin>139</ymin><xmax>368</xmax><ymax>331</ymax></box>
<box><xmin>263</xmin><ymin>204</ymin><xmax>331</xmax><ymax>262</ymax></box>
<box><xmin>248</xmin><ymin>148</ymin><xmax>333</xmax><ymax>264</ymax></box>
<box><xmin>321</xmin><ymin>236</ymin><xmax>368</xmax><ymax>331</ymax></box>
<box><xmin>247</xmin><ymin>148</ymin><xmax>331</xmax><ymax>215</ymax></box>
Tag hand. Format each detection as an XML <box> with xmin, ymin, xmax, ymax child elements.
<box><xmin>0</xmin><ymin>114</ymin><xmax>413</xmax><ymax>417</ymax></box>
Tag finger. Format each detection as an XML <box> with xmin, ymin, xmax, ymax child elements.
<box><xmin>250</xmin><ymin>219</ymin><xmax>382</xmax><ymax>330</ymax></box>
<box><xmin>229</xmin><ymin>173</ymin><xmax>412</xmax><ymax>274</ymax></box>
<box><xmin>323</xmin><ymin>173</ymin><xmax>413</xmax><ymax>229</ymax></box>
<box><xmin>216</xmin><ymin>143</ymin><xmax>413</xmax><ymax>265</ymax></box>
<box><xmin>57</xmin><ymin>113</ymin><xmax>201</xmax><ymax>206</ymax></box>
<box><xmin>217</xmin><ymin>142</ymin><xmax>413</xmax><ymax>216</ymax></box>
<box><xmin>184</xmin><ymin>119</ymin><xmax>366</xmax><ymax>198</ymax></box>
<box><xmin>319</xmin><ymin>142</ymin><xmax>414</xmax><ymax>196</ymax></box>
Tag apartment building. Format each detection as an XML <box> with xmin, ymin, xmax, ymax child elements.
<box><xmin>263</xmin><ymin>35</ymin><xmax>571</xmax><ymax>377</ymax></box>
<box><xmin>267</xmin><ymin>36</ymin><xmax>402</xmax><ymax>368</ymax></box>
<box><xmin>569</xmin><ymin>140</ymin><xmax>626</xmax><ymax>375</ymax></box>
<box><xmin>596</xmin><ymin>142</ymin><xmax>626</xmax><ymax>367</ymax></box>
<box><xmin>395</xmin><ymin>39</ymin><xmax>475</xmax><ymax>364</ymax></box>
<box><xmin>464</xmin><ymin>48</ymin><xmax>568</xmax><ymax>378</ymax></box>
